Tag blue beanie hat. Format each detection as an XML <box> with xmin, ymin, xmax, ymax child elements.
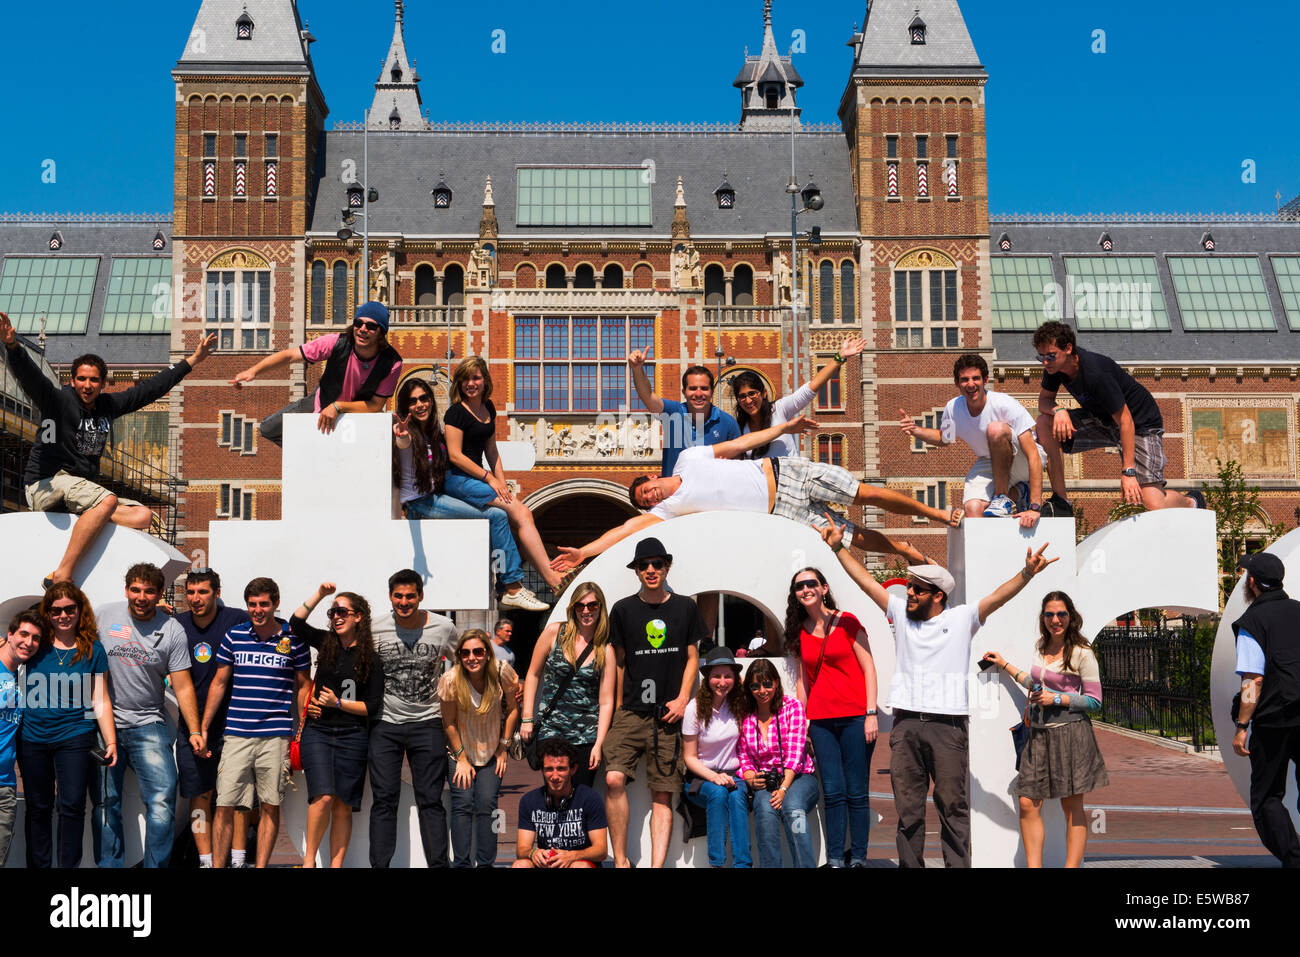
<box><xmin>355</xmin><ymin>300</ymin><xmax>390</xmax><ymax>332</ymax></box>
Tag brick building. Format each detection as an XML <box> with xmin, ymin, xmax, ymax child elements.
<box><xmin>3</xmin><ymin>0</ymin><xmax>1299</xmax><ymax>623</ymax></box>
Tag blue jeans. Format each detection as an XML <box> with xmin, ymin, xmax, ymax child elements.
<box><xmin>751</xmin><ymin>772</ymin><xmax>819</xmax><ymax>868</ymax></box>
<box><xmin>809</xmin><ymin>715</ymin><xmax>874</xmax><ymax>866</ymax></box>
<box><xmin>442</xmin><ymin>469</ymin><xmax>501</xmax><ymax>509</ymax></box>
<box><xmin>98</xmin><ymin>722</ymin><xmax>179</xmax><ymax>868</ymax></box>
<box><xmin>449</xmin><ymin>761</ymin><xmax>502</xmax><ymax>868</ymax></box>
<box><xmin>405</xmin><ymin>492</ymin><xmax>523</xmax><ymax>587</ymax></box>
<box><xmin>687</xmin><ymin>774</ymin><xmax>752</xmax><ymax>867</ymax></box>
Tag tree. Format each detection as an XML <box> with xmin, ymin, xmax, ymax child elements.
<box><xmin>1201</xmin><ymin>458</ymin><xmax>1287</xmax><ymax>604</ymax></box>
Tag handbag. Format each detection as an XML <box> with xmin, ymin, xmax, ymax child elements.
<box><xmin>676</xmin><ymin>776</ymin><xmax>711</xmax><ymax>841</ymax></box>
<box><xmin>290</xmin><ymin>680</ymin><xmax>314</xmax><ymax>772</ymax></box>
<box><xmin>1011</xmin><ymin>721</ymin><xmax>1030</xmax><ymax>770</ymax></box>
<box><xmin>524</xmin><ymin>629</ymin><xmax>596</xmax><ymax>770</ymax></box>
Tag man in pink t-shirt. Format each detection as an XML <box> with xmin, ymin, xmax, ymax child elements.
<box><xmin>231</xmin><ymin>301</ymin><xmax>403</xmax><ymax>445</ymax></box>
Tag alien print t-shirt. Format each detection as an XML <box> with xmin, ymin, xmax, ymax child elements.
<box><xmin>609</xmin><ymin>593</ymin><xmax>708</xmax><ymax>715</ymax></box>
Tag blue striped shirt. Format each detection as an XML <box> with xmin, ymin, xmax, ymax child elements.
<box><xmin>216</xmin><ymin>619</ymin><xmax>311</xmax><ymax>738</ymax></box>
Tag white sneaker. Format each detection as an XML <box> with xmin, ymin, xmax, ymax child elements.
<box><xmin>983</xmin><ymin>494</ymin><xmax>1015</xmax><ymax>518</ymax></box>
<box><xmin>499</xmin><ymin>586</ymin><xmax>549</xmax><ymax>611</ymax></box>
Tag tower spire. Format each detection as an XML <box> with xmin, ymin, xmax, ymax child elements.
<box><xmin>734</xmin><ymin>0</ymin><xmax>803</xmax><ymax>130</ymax></box>
<box><xmin>368</xmin><ymin>0</ymin><xmax>424</xmax><ymax>129</ymax></box>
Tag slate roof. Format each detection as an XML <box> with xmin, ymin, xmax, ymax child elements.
<box><xmin>990</xmin><ymin>220</ymin><xmax>1300</xmax><ymax>362</ymax></box>
<box><xmin>852</xmin><ymin>0</ymin><xmax>985</xmax><ymax>77</ymax></box>
<box><xmin>175</xmin><ymin>0</ymin><xmax>311</xmax><ymax>75</ymax></box>
<box><xmin>0</xmin><ymin>221</ymin><xmax>174</xmax><ymax>366</ymax></box>
<box><xmin>306</xmin><ymin>130</ymin><xmax>858</xmax><ymax>238</ymax></box>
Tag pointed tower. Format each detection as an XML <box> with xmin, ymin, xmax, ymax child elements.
<box><xmin>734</xmin><ymin>0</ymin><xmax>803</xmax><ymax>130</ymax></box>
<box><xmin>368</xmin><ymin>1</ymin><xmax>424</xmax><ymax>130</ymax></box>
<box><xmin>835</xmin><ymin>0</ymin><xmax>990</xmax><ymax>500</ymax></box>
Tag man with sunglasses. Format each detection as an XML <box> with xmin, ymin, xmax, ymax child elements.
<box><xmin>603</xmin><ymin>537</ymin><xmax>707</xmax><ymax>868</ymax></box>
<box><xmin>1032</xmin><ymin>321</ymin><xmax>1203</xmax><ymax>516</ymax></box>
<box><xmin>231</xmin><ymin>300</ymin><xmax>403</xmax><ymax>445</ymax></box>
<box><xmin>95</xmin><ymin>562</ymin><xmax>203</xmax><ymax>868</ymax></box>
<box><xmin>819</xmin><ymin>519</ymin><xmax>1056</xmax><ymax>867</ymax></box>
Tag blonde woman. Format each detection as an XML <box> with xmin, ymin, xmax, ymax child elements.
<box><xmin>440</xmin><ymin>629</ymin><xmax>520</xmax><ymax>868</ymax></box>
<box><xmin>521</xmin><ymin>583</ymin><xmax>615</xmax><ymax>789</ymax></box>
<box><xmin>442</xmin><ymin>356</ymin><xmax>560</xmax><ymax>599</ymax></box>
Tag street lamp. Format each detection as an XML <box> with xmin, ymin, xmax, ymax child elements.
<box><xmin>339</xmin><ymin>109</ymin><xmax>379</xmax><ymax>297</ymax></box>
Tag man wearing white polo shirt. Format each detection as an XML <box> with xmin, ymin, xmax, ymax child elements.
<box><xmin>819</xmin><ymin>520</ymin><xmax>1055</xmax><ymax>867</ymax></box>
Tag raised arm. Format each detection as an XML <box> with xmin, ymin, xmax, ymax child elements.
<box><xmin>805</xmin><ymin>337</ymin><xmax>867</xmax><ymax>399</ymax></box>
<box><xmin>1</xmin><ymin>313</ymin><xmax>63</xmax><ymax>409</ymax></box>
<box><xmin>549</xmin><ymin>513</ymin><xmax>663</xmax><ymax>573</ymax></box>
<box><xmin>231</xmin><ymin>347</ymin><xmax>300</xmax><ymax>388</ymax></box>
<box><xmin>817</xmin><ymin>518</ymin><xmax>893</xmax><ymax>612</ymax></box>
<box><xmin>627</xmin><ymin>350</ymin><xmax>664</xmax><ymax>414</ymax></box>
<box><xmin>711</xmin><ymin>415</ymin><xmax>818</xmax><ymax>460</ymax></box>
<box><xmin>977</xmin><ymin>544</ymin><xmax>1056</xmax><ymax>624</ymax></box>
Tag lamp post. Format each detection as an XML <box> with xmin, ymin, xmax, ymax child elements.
<box><xmin>340</xmin><ymin>108</ymin><xmax>379</xmax><ymax>304</ymax></box>
<box><xmin>785</xmin><ymin>105</ymin><xmax>823</xmax><ymax>453</ymax></box>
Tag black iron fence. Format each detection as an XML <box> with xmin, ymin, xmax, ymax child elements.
<box><xmin>1092</xmin><ymin>617</ymin><xmax>1218</xmax><ymax>751</ymax></box>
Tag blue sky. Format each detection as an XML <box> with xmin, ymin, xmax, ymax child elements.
<box><xmin>2</xmin><ymin>0</ymin><xmax>1295</xmax><ymax>215</ymax></box>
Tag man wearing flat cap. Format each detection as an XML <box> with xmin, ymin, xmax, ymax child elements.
<box><xmin>1231</xmin><ymin>551</ymin><xmax>1300</xmax><ymax>867</ymax></box>
<box><xmin>819</xmin><ymin>519</ymin><xmax>1055</xmax><ymax>867</ymax></box>
<box><xmin>602</xmin><ymin>537</ymin><xmax>707</xmax><ymax>868</ymax></box>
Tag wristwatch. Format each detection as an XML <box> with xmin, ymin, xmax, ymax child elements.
<box><xmin>1028</xmin><ymin>502</ymin><xmax>1042</xmax><ymax>512</ymax></box>
<box><xmin>865</xmin><ymin>709</ymin><xmax>878</xmax><ymax>716</ymax></box>
<box><xmin>1235</xmin><ymin>721</ymin><xmax>1250</xmax><ymax>731</ymax></box>
<box><xmin>1121</xmin><ymin>467</ymin><xmax>1137</xmax><ymax>478</ymax></box>
<box><xmin>1052</xmin><ymin>693</ymin><xmax>1062</xmax><ymax>707</ymax></box>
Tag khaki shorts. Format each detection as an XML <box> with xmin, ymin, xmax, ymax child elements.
<box><xmin>602</xmin><ymin>709</ymin><xmax>684</xmax><ymax>793</ymax></box>
<box><xmin>216</xmin><ymin>736</ymin><xmax>289</xmax><ymax>808</ymax></box>
<box><xmin>25</xmin><ymin>470</ymin><xmax>142</xmax><ymax>514</ymax></box>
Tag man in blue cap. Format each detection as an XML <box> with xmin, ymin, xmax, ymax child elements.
<box><xmin>231</xmin><ymin>300</ymin><xmax>402</xmax><ymax>445</ymax></box>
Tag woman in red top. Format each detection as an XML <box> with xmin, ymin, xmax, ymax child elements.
<box><xmin>784</xmin><ymin>567</ymin><xmax>878</xmax><ymax>868</ymax></box>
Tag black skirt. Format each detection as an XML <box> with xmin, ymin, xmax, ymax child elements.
<box><xmin>1012</xmin><ymin>718</ymin><xmax>1109</xmax><ymax>800</ymax></box>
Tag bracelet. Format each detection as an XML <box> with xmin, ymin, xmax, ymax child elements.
<box><xmin>484</xmin><ymin>468</ymin><xmax>491</xmax><ymax>481</ymax></box>
<box><xmin>189</xmin><ymin>731</ymin><xmax>202</xmax><ymax>738</ymax></box>
<box><xmin>499</xmin><ymin>737</ymin><xmax>511</xmax><ymax>746</ymax></box>
<box><xmin>333</xmin><ymin>401</ymin><xmax>342</xmax><ymax>415</ymax></box>
<box><xmin>521</xmin><ymin>717</ymin><xmax>533</xmax><ymax>724</ymax></box>
<box><xmin>452</xmin><ymin>746</ymin><xmax>465</xmax><ymax>759</ymax></box>
<box><xmin>1020</xmin><ymin>567</ymin><xmax>1033</xmax><ymax>581</ymax></box>
<box><xmin>833</xmin><ymin>352</ymin><xmax>845</xmax><ymax>363</ymax></box>
<box><xmin>831</xmin><ymin>541</ymin><xmax>845</xmax><ymax>554</ymax></box>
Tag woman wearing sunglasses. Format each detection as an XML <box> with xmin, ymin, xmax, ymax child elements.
<box><xmin>232</xmin><ymin>300</ymin><xmax>403</xmax><ymax>446</ymax></box>
<box><xmin>289</xmin><ymin>583</ymin><xmax>384</xmax><ymax>868</ymax></box>
<box><xmin>442</xmin><ymin>357</ymin><xmax>562</xmax><ymax>602</ymax></box>
<box><xmin>392</xmin><ymin>376</ymin><xmax>547</xmax><ymax>612</ymax></box>
<box><xmin>739</xmin><ymin>658</ymin><xmax>818</xmax><ymax>868</ymax></box>
<box><xmin>20</xmin><ymin>583</ymin><xmax>117</xmax><ymax>868</ymax></box>
<box><xmin>729</xmin><ymin>337</ymin><xmax>866</xmax><ymax>459</ymax></box>
<box><xmin>683</xmin><ymin>647</ymin><xmax>752</xmax><ymax>868</ymax></box>
<box><xmin>785</xmin><ymin>567</ymin><xmax>877</xmax><ymax>868</ymax></box>
<box><xmin>981</xmin><ymin>591</ymin><xmax>1108</xmax><ymax>867</ymax></box>
<box><xmin>521</xmin><ymin>583</ymin><xmax>615</xmax><ymax>789</ymax></box>
<box><xmin>440</xmin><ymin>628</ymin><xmax>520</xmax><ymax>867</ymax></box>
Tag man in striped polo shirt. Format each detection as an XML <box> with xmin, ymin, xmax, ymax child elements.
<box><xmin>200</xmin><ymin>576</ymin><xmax>311</xmax><ymax>868</ymax></box>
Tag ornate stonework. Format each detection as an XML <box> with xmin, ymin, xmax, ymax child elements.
<box><xmin>509</xmin><ymin>416</ymin><xmax>659</xmax><ymax>462</ymax></box>
<box><xmin>1185</xmin><ymin>398</ymin><xmax>1296</xmax><ymax>478</ymax></box>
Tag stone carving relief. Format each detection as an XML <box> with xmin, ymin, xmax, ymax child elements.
<box><xmin>510</xmin><ymin>416</ymin><xmax>660</xmax><ymax>461</ymax></box>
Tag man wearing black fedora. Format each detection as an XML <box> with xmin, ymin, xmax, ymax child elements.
<box><xmin>1231</xmin><ymin>552</ymin><xmax>1300</xmax><ymax>867</ymax></box>
<box><xmin>602</xmin><ymin>537</ymin><xmax>708</xmax><ymax>867</ymax></box>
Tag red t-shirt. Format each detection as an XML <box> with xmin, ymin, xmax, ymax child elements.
<box><xmin>800</xmin><ymin>611</ymin><xmax>867</xmax><ymax>720</ymax></box>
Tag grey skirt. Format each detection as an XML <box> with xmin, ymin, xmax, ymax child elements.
<box><xmin>1012</xmin><ymin>718</ymin><xmax>1109</xmax><ymax>800</ymax></box>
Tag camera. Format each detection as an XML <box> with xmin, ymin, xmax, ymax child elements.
<box><xmin>762</xmin><ymin>769</ymin><xmax>783</xmax><ymax>792</ymax></box>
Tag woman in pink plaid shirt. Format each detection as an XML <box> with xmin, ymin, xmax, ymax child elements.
<box><xmin>738</xmin><ymin>659</ymin><xmax>818</xmax><ymax>867</ymax></box>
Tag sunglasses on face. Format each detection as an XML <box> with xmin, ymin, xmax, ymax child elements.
<box><xmin>748</xmin><ymin>679</ymin><xmax>776</xmax><ymax>691</ymax></box>
<box><xmin>326</xmin><ymin>606</ymin><xmax>354</xmax><ymax>621</ymax></box>
<box><xmin>1035</xmin><ymin>352</ymin><xmax>1058</xmax><ymax>363</ymax></box>
<box><xmin>1042</xmin><ymin>610</ymin><xmax>1070</xmax><ymax>620</ymax></box>
<box><xmin>906</xmin><ymin>581</ymin><xmax>935</xmax><ymax>594</ymax></box>
<box><xmin>574</xmin><ymin>600</ymin><xmax>601</xmax><ymax>612</ymax></box>
<box><xmin>408</xmin><ymin>394</ymin><xmax>432</xmax><ymax>406</ymax></box>
<box><xmin>793</xmin><ymin>579</ymin><xmax>821</xmax><ymax>593</ymax></box>
<box><xmin>459</xmin><ymin>647</ymin><xmax>487</xmax><ymax>659</ymax></box>
<box><xmin>48</xmin><ymin>604</ymin><xmax>79</xmax><ymax>618</ymax></box>
<box><xmin>353</xmin><ymin>319</ymin><xmax>382</xmax><ymax>333</ymax></box>
<box><xmin>634</xmin><ymin>559</ymin><xmax>667</xmax><ymax>572</ymax></box>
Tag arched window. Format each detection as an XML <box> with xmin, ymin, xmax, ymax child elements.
<box><xmin>391</xmin><ymin>65</ymin><xmax>403</xmax><ymax>82</ymax></box>
<box><xmin>819</xmin><ymin>260</ymin><xmax>835</xmax><ymax>323</ymax></box>
<box><xmin>816</xmin><ymin>433</ymin><xmax>844</xmax><ymax>466</ymax></box>
<box><xmin>310</xmin><ymin>260</ymin><xmax>326</xmax><ymax>325</ymax></box>
<box><xmin>331</xmin><ymin>262</ymin><xmax>348</xmax><ymax>325</ymax></box>
<box><xmin>704</xmin><ymin>264</ymin><xmax>725</xmax><ymax>305</ymax></box>
<box><xmin>545</xmin><ymin>264</ymin><xmax>567</xmax><ymax>289</ymax></box>
<box><xmin>574</xmin><ymin>264</ymin><xmax>596</xmax><ymax>289</ymax></box>
<box><xmin>603</xmin><ymin>263</ymin><xmax>624</xmax><ymax>289</ymax></box>
<box><xmin>840</xmin><ymin>261</ymin><xmax>856</xmax><ymax>322</ymax></box>
<box><xmin>415</xmin><ymin>264</ymin><xmax>437</xmax><ymax>306</ymax></box>
<box><xmin>443</xmin><ymin>264</ymin><xmax>465</xmax><ymax>305</ymax></box>
<box><xmin>733</xmin><ymin>264</ymin><xmax>754</xmax><ymax>306</ymax></box>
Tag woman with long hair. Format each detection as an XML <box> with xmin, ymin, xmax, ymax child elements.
<box><xmin>982</xmin><ymin>591</ymin><xmax>1109</xmax><ymax>867</ymax></box>
<box><xmin>19</xmin><ymin>583</ymin><xmax>117</xmax><ymax>868</ymax></box>
<box><xmin>521</xmin><ymin>582</ymin><xmax>614</xmax><ymax>789</ymax></box>
<box><xmin>784</xmin><ymin>566</ymin><xmax>878</xmax><ymax>868</ymax></box>
<box><xmin>442</xmin><ymin>357</ymin><xmax>561</xmax><ymax>600</ymax></box>
<box><xmin>440</xmin><ymin>628</ymin><xmax>520</xmax><ymax>867</ymax></box>
<box><xmin>289</xmin><ymin>583</ymin><xmax>384</xmax><ymax>868</ymax></box>
<box><xmin>392</xmin><ymin>376</ymin><xmax>546</xmax><ymax>611</ymax></box>
<box><xmin>682</xmin><ymin>647</ymin><xmax>752</xmax><ymax>868</ymax></box>
<box><xmin>729</xmin><ymin>336</ymin><xmax>866</xmax><ymax>458</ymax></box>
<box><xmin>738</xmin><ymin>658</ymin><xmax>818</xmax><ymax>868</ymax></box>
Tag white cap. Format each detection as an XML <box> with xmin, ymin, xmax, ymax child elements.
<box><xmin>906</xmin><ymin>564</ymin><xmax>955</xmax><ymax>597</ymax></box>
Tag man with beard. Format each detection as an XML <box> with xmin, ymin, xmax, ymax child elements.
<box><xmin>818</xmin><ymin>519</ymin><xmax>1055</xmax><ymax>867</ymax></box>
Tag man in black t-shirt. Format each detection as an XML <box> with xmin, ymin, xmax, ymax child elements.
<box><xmin>603</xmin><ymin>537</ymin><xmax>705</xmax><ymax>868</ymax></box>
<box><xmin>1032</xmin><ymin>321</ymin><xmax>1203</xmax><ymax>515</ymax></box>
<box><xmin>513</xmin><ymin>738</ymin><xmax>607</xmax><ymax>868</ymax></box>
